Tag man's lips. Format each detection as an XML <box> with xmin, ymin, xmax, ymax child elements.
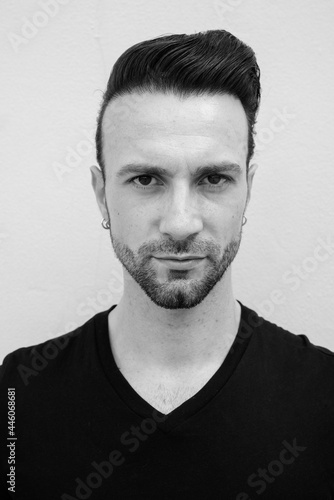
<box><xmin>153</xmin><ymin>255</ymin><xmax>206</xmax><ymax>260</ymax></box>
<box><xmin>153</xmin><ymin>256</ymin><xmax>206</xmax><ymax>270</ymax></box>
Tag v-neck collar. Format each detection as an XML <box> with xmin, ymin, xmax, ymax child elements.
<box><xmin>94</xmin><ymin>301</ymin><xmax>255</xmax><ymax>433</ymax></box>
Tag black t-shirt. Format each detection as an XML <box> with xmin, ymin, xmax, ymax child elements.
<box><xmin>1</xmin><ymin>301</ymin><xmax>334</xmax><ymax>499</ymax></box>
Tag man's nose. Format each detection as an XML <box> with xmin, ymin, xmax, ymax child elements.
<box><xmin>158</xmin><ymin>183</ymin><xmax>204</xmax><ymax>241</ymax></box>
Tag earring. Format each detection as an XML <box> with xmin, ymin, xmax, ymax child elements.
<box><xmin>242</xmin><ymin>215</ymin><xmax>247</xmax><ymax>226</ymax></box>
<box><xmin>101</xmin><ymin>218</ymin><xmax>110</xmax><ymax>230</ymax></box>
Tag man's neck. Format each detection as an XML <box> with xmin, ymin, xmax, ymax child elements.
<box><xmin>107</xmin><ymin>269</ymin><xmax>241</xmax><ymax>377</ymax></box>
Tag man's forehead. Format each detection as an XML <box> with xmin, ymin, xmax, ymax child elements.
<box><xmin>102</xmin><ymin>91</ymin><xmax>248</xmax><ymax>139</ymax></box>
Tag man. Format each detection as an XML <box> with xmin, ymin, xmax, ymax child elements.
<box><xmin>1</xmin><ymin>29</ymin><xmax>333</xmax><ymax>500</ymax></box>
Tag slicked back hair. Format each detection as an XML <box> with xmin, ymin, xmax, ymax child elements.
<box><xmin>95</xmin><ymin>29</ymin><xmax>261</xmax><ymax>181</ymax></box>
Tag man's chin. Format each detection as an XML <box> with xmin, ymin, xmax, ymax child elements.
<box><xmin>134</xmin><ymin>271</ymin><xmax>224</xmax><ymax>310</ymax></box>
<box><xmin>141</xmin><ymin>291</ymin><xmax>209</xmax><ymax>310</ymax></box>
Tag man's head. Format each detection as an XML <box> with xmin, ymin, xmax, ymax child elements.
<box><xmin>91</xmin><ymin>29</ymin><xmax>261</xmax><ymax>309</ymax></box>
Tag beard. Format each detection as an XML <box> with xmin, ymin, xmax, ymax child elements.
<box><xmin>108</xmin><ymin>229</ymin><xmax>242</xmax><ymax>310</ymax></box>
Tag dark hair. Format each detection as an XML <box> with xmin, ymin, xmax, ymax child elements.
<box><xmin>96</xmin><ymin>29</ymin><xmax>261</xmax><ymax>181</ymax></box>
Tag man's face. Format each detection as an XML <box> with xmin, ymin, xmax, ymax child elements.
<box><xmin>93</xmin><ymin>91</ymin><xmax>255</xmax><ymax>309</ymax></box>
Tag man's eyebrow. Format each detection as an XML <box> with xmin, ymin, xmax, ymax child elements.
<box><xmin>116</xmin><ymin>162</ymin><xmax>242</xmax><ymax>179</ymax></box>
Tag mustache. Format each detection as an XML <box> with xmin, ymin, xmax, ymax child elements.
<box><xmin>137</xmin><ymin>238</ymin><xmax>220</xmax><ymax>256</ymax></box>
<box><xmin>136</xmin><ymin>243</ymin><xmax>233</xmax><ymax>266</ymax></box>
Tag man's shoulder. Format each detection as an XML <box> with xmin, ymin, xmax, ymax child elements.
<box><xmin>239</xmin><ymin>303</ymin><xmax>334</xmax><ymax>423</ymax></box>
<box><xmin>0</xmin><ymin>308</ymin><xmax>109</xmax><ymax>389</ymax></box>
<box><xmin>240</xmin><ymin>301</ymin><xmax>334</xmax><ymax>363</ymax></box>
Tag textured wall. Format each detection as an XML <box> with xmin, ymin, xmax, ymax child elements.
<box><xmin>1</xmin><ymin>0</ymin><xmax>334</xmax><ymax>361</ymax></box>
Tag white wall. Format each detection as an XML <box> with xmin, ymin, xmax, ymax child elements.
<box><xmin>1</xmin><ymin>0</ymin><xmax>334</xmax><ymax>361</ymax></box>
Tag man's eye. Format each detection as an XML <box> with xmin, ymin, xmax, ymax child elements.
<box><xmin>201</xmin><ymin>175</ymin><xmax>232</xmax><ymax>187</ymax></box>
<box><xmin>129</xmin><ymin>174</ymin><xmax>233</xmax><ymax>190</ymax></box>
<box><xmin>132</xmin><ymin>175</ymin><xmax>157</xmax><ymax>188</ymax></box>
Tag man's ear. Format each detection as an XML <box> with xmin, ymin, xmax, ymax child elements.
<box><xmin>245</xmin><ymin>162</ymin><xmax>258</xmax><ymax>210</ymax></box>
<box><xmin>90</xmin><ymin>165</ymin><xmax>109</xmax><ymax>221</ymax></box>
